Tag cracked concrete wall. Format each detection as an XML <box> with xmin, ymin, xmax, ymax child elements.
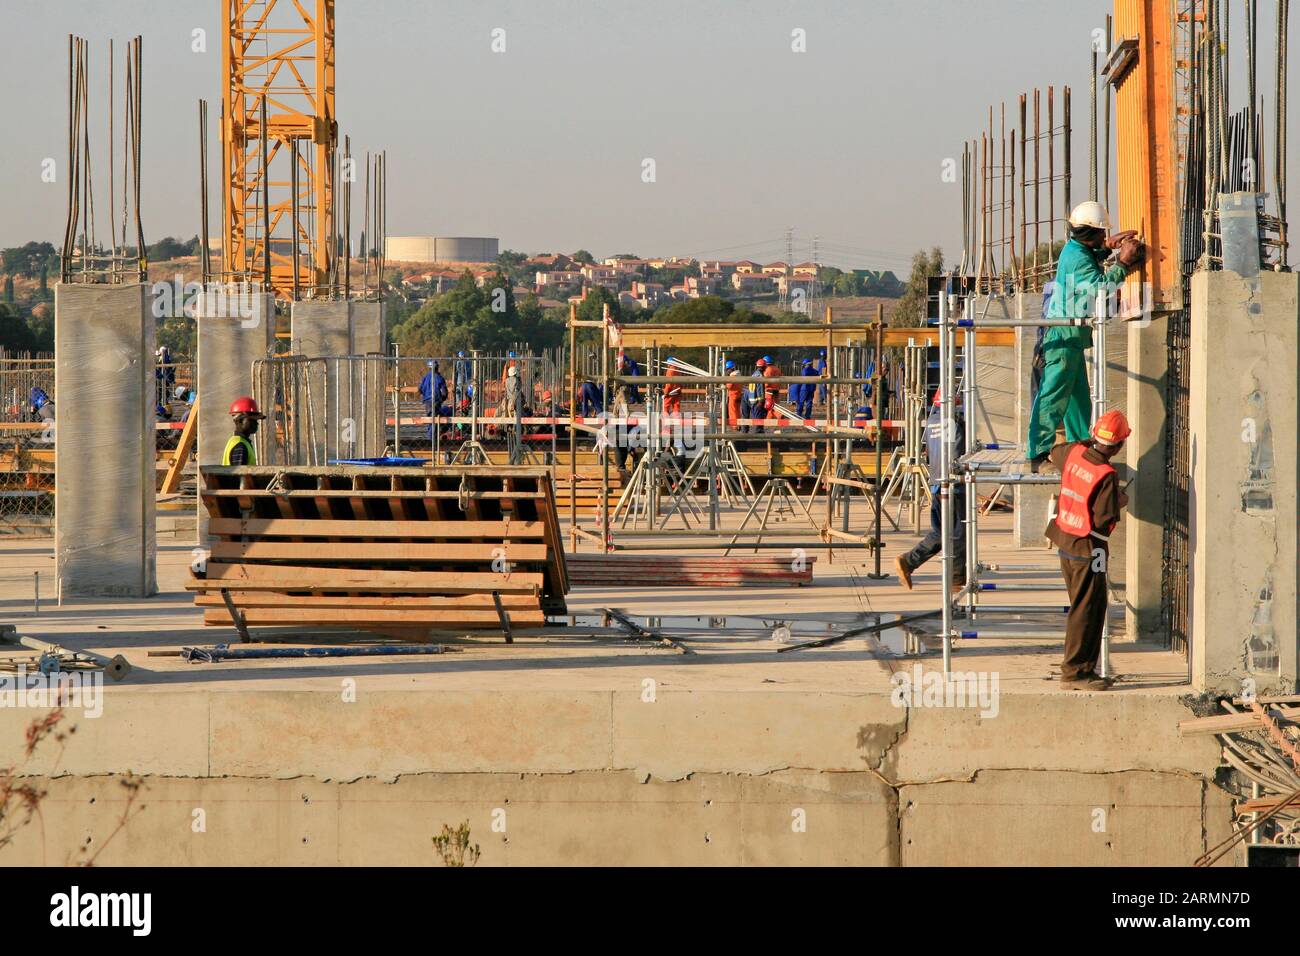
<box><xmin>1190</xmin><ymin>270</ymin><xmax>1300</xmax><ymax>694</ymax></box>
<box><xmin>0</xmin><ymin>688</ymin><xmax>1237</xmax><ymax>866</ymax></box>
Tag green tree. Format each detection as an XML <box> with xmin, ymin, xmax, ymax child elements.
<box><xmin>1</xmin><ymin>242</ymin><xmax>57</xmax><ymax>279</ymax></box>
<box><xmin>571</xmin><ymin>249</ymin><xmax>595</xmax><ymax>265</ymax></box>
<box><xmin>0</xmin><ymin>304</ymin><xmax>36</xmax><ymax>351</ymax></box>
<box><xmin>892</xmin><ymin>247</ymin><xmax>945</xmax><ymax>328</ymax></box>
<box><xmin>2</xmin><ymin>277</ymin><xmax>13</xmax><ymax>304</ymax></box>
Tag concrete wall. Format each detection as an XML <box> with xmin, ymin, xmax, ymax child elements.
<box><xmin>1190</xmin><ymin>270</ymin><xmax>1300</xmax><ymax>694</ymax></box>
<box><xmin>0</xmin><ymin>688</ymin><xmax>1237</xmax><ymax>866</ymax></box>
<box><xmin>196</xmin><ymin>290</ymin><xmax>276</xmax><ymax>543</ymax></box>
<box><xmin>53</xmin><ymin>283</ymin><xmax>156</xmax><ymax>597</ymax></box>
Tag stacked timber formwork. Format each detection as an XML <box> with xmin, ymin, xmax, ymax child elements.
<box><xmin>188</xmin><ymin>465</ymin><xmax>568</xmax><ymax>639</ymax></box>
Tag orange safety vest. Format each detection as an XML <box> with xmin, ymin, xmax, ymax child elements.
<box><xmin>1054</xmin><ymin>443</ymin><xmax>1114</xmax><ymax>538</ymax></box>
<box><xmin>664</xmin><ymin>367</ymin><xmax>681</xmax><ymax>397</ymax></box>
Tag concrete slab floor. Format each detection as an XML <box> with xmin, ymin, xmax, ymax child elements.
<box><xmin>0</xmin><ymin>508</ymin><xmax>1189</xmax><ymax>697</ymax></box>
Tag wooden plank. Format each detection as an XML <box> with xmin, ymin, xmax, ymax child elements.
<box><xmin>160</xmin><ymin>397</ymin><xmax>199</xmax><ymax>495</ymax></box>
<box><xmin>206</xmin><ymin>517</ymin><xmax>545</xmax><ymax>539</ymax></box>
<box><xmin>202</xmin><ymin>607</ymin><xmax>547</xmax><ymax>626</ymax></box>
<box><xmin>188</xmin><ymin>563</ymin><xmax>542</xmax><ymax>594</ymax></box>
<box><xmin>1177</xmin><ymin>708</ymin><xmax>1300</xmax><ymax>736</ymax></box>
<box><xmin>201</xmin><ymin>488</ymin><xmax>544</xmax><ymax>501</ymax></box>
<box><xmin>193</xmin><ymin>591</ymin><xmax>541</xmax><ymax>609</ymax></box>
<box><xmin>209</xmin><ymin>541</ymin><xmax>551</xmax><ymax>563</ymax></box>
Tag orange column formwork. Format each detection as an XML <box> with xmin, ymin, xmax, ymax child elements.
<box><xmin>1108</xmin><ymin>0</ymin><xmax>1182</xmax><ymax>315</ymax></box>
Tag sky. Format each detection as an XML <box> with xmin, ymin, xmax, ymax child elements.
<box><xmin>2</xmin><ymin>0</ymin><xmax>1296</xmax><ymax>274</ymax></box>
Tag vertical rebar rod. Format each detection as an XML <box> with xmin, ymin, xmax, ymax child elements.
<box><xmin>1090</xmin><ymin>42</ymin><xmax>1098</xmax><ymax>200</ymax></box>
<box><xmin>1048</xmin><ymin>86</ymin><xmax>1057</xmax><ymax>257</ymax></box>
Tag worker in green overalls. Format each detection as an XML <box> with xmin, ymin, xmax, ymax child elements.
<box><xmin>223</xmin><ymin>396</ymin><xmax>266</xmax><ymax>466</ymax></box>
<box><xmin>1027</xmin><ymin>201</ymin><xmax>1144</xmax><ymax>471</ymax></box>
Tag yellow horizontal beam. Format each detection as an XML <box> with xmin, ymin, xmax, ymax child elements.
<box><xmin>614</xmin><ymin>324</ymin><xmax>1014</xmax><ymax>348</ymax></box>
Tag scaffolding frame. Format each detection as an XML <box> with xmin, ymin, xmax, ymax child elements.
<box><xmin>934</xmin><ymin>288</ymin><xmax>1118</xmax><ymax>678</ymax></box>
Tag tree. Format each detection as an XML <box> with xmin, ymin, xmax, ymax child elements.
<box><xmin>0</xmin><ymin>304</ymin><xmax>37</xmax><ymax>352</ymax></box>
<box><xmin>1</xmin><ymin>242</ymin><xmax>57</xmax><ymax>279</ymax></box>
<box><xmin>147</xmin><ymin>236</ymin><xmax>196</xmax><ymax>262</ymax></box>
<box><xmin>2</xmin><ymin>277</ymin><xmax>12</xmax><ymax>304</ymax></box>
<box><xmin>892</xmin><ymin>247</ymin><xmax>945</xmax><ymax>328</ymax></box>
<box><xmin>571</xmin><ymin>249</ymin><xmax>595</xmax><ymax>265</ymax></box>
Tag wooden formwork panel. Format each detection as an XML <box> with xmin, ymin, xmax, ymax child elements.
<box><xmin>190</xmin><ymin>464</ymin><xmax>569</xmax><ymax>634</ymax></box>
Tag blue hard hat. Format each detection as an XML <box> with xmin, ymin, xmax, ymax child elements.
<box><xmin>29</xmin><ymin>387</ymin><xmax>48</xmax><ymax>410</ymax></box>
<box><xmin>802</xmin><ymin>358</ymin><xmax>815</xmax><ymax>367</ymax></box>
<box><xmin>508</xmin><ymin>351</ymin><xmax>517</xmax><ymax>358</ymax></box>
<box><xmin>763</xmin><ymin>355</ymin><xmax>773</xmax><ymax>363</ymax></box>
<box><xmin>457</xmin><ymin>350</ymin><xmax>466</xmax><ymax>357</ymax></box>
<box><xmin>724</xmin><ymin>360</ymin><xmax>736</xmax><ymax>370</ymax></box>
<box><xmin>427</xmin><ymin>360</ymin><xmax>435</xmax><ymax>367</ymax></box>
<box><xmin>666</xmin><ymin>356</ymin><xmax>676</xmax><ymax>363</ymax></box>
<box><xmin>820</xmin><ymin>349</ymin><xmax>826</xmax><ymax>357</ymax></box>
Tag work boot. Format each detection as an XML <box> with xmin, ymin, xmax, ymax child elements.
<box><xmin>894</xmin><ymin>556</ymin><xmax>914</xmax><ymax>591</ymax></box>
<box><xmin>1062</xmin><ymin>673</ymin><xmax>1111</xmax><ymax>691</ymax></box>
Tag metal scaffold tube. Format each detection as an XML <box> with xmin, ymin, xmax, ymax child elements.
<box><xmin>934</xmin><ymin>288</ymin><xmax>1113</xmax><ymax>678</ymax></box>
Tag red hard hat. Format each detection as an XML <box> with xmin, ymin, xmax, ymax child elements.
<box><xmin>756</xmin><ymin>358</ymin><xmax>767</xmax><ymax>367</ymax></box>
<box><xmin>229</xmin><ymin>396</ymin><xmax>263</xmax><ymax>416</ymax></box>
<box><xmin>1091</xmin><ymin>409</ymin><xmax>1131</xmax><ymax>445</ymax></box>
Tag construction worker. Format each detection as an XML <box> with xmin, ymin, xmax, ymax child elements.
<box><xmin>1048</xmin><ymin>409</ymin><xmax>1130</xmax><ymax>690</ymax></box>
<box><xmin>1027</xmin><ymin>201</ymin><xmax>1144</xmax><ymax>470</ymax></box>
<box><xmin>744</xmin><ymin>358</ymin><xmax>766</xmax><ymax>434</ymax></box>
<box><xmin>577</xmin><ymin>377</ymin><xmax>604</xmax><ymax>418</ymax></box>
<box><xmin>663</xmin><ymin>357</ymin><xmax>682</xmax><ymax>416</ymax></box>
<box><xmin>28</xmin><ymin>387</ymin><xmax>54</xmax><ymax>425</ymax></box>
<box><xmin>724</xmin><ymin>359</ymin><xmax>743</xmax><ymax>427</ymax></box>
<box><xmin>761</xmin><ymin>354</ymin><xmax>782</xmax><ymax>420</ymax></box>
<box><xmin>794</xmin><ymin>358</ymin><xmax>816</xmax><ymax>420</ymax></box>
<box><xmin>816</xmin><ymin>349</ymin><xmax>828</xmax><ymax>405</ymax></box>
<box><xmin>616</xmin><ymin>352</ymin><xmax>642</xmax><ymax>404</ymax></box>
<box><xmin>895</xmin><ymin>388</ymin><xmax>966</xmax><ymax>590</ymax></box>
<box><xmin>223</xmin><ymin>396</ymin><xmax>265</xmax><ymax>466</ymax></box>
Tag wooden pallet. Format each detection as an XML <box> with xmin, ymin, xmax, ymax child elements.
<box><xmin>565</xmin><ymin>553</ymin><xmax>815</xmax><ymax>587</ymax></box>
<box><xmin>190</xmin><ymin>465</ymin><xmax>569</xmax><ymax>637</ymax></box>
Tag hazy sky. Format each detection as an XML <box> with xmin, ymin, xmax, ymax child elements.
<box><xmin>3</xmin><ymin>1</ymin><xmax>1296</xmax><ymax>273</ymax></box>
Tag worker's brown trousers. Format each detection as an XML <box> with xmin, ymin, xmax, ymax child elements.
<box><xmin>1059</xmin><ymin>551</ymin><xmax>1108</xmax><ymax>680</ymax></box>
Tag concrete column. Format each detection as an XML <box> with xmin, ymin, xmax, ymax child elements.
<box><xmin>1124</xmin><ymin>314</ymin><xmax>1168</xmax><ymax>641</ymax></box>
<box><xmin>1190</xmin><ymin>270</ymin><xmax>1299</xmax><ymax>694</ymax></box>
<box><xmin>54</xmin><ymin>283</ymin><xmax>157</xmax><ymax>597</ymax></box>
<box><xmin>290</xmin><ymin>300</ymin><xmax>351</xmax><ymax>463</ymax></box>
<box><xmin>349</xmin><ymin>301</ymin><xmax>387</xmax><ymax>458</ymax></box>
<box><xmin>196</xmin><ymin>289</ymin><xmax>275</xmax><ymax>544</ymax></box>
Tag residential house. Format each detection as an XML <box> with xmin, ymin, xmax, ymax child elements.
<box><xmin>730</xmin><ymin>272</ymin><xmax>774</xmax><ymax>295</ymax></box>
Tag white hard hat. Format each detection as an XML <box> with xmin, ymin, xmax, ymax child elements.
<box><xmin>1068</xmin><ymin>201</ymin><xmax>1110</xmax><ymax>231</ymax></box>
